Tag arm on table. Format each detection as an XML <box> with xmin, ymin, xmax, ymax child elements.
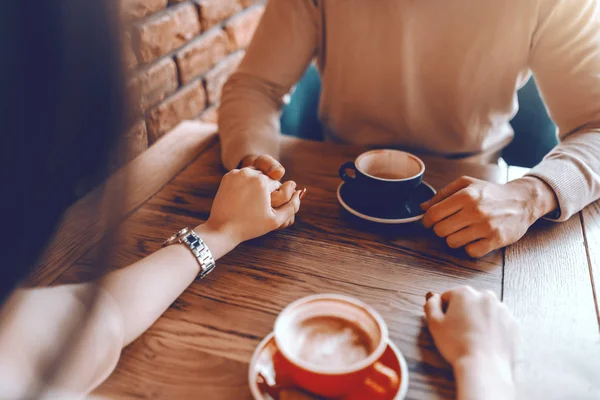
<box><xmin>218</xmin><ymin>0</ymin><xmax>319</xmax><ymax>170</ymax></box>
<box><xmin>0</xmin><ymin>169</ymin><xmax>302</xmax><ymax>397</ymax></box>
<box><xmin>526</xmin><ymin>0</ymin><xmax>600</xmax><ymax>221</ymax></box>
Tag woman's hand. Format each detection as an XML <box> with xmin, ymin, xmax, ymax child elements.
<box><xmin>206</xmin><ymin>168</ymin><xmax>302</xmax><ymax>244</ymax></box>
<box><xmin>424</xmin><ymin>286</ymin><xmax>519</xmax><ymax>400</ymax></box>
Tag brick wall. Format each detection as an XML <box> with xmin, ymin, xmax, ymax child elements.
<box><xmin>120</xmin><ymin>0</ymin><xmax>265</xmax><ymax>166</ymax></box>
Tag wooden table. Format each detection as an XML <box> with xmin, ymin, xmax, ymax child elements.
<box><xmin>29</xmin><ymin>122</ymin><xmax>600</xmax><ymax>399</ymax></box>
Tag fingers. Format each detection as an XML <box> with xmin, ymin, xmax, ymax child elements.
<box><xmin>239</xmin><ymin>154</ymin><xmax>286</xmax><ymax>180</ymax></box>
<box><xmin>440</xmin><ymin>285</ymin><xmax>478</xmax><ymax>304</ymax></box>
<box><xmin>424</xmin><ymin>294</ymin><xmax>445</xmax><ymax>326</ymax></box>
<box><xmin>422</xmin><ymin>190</ymin><xmax>467</xmax><ymax>228</ymax></box>
<box><xmin>431</xmin><ymin>212</ymin><xmax>472</xmax><ymax>238</ymax></box>
<box><xmin>274</xmin><ymin>190</ymin><xmax>302</xmax><ymax>226</ymax></box>
<box><xmin>445</xmin><ymin>224</ymin><xmax>488</xmax><ymax>249</ymax></box>
<box><xmin>271</xmin><ymin>181</ymin><xmax>297</xmax><ymax>208</ymax></box>
<box><xmin>254</xmin><ymin>155</ymin><xmax>285</xmax><ymax>180</ymax></box>
<box><xmin>421</xmin><ymin>176</ymin><xmax>477</xmax><ymax>210</ymax></box>
<box><xmin>465</xmin><ymin>238</ymin><xmax>497</xmax><ymax>258</ymax></box>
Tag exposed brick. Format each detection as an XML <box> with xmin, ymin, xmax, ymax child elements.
<box><xmin>198</xmin><ymin>104</ymin><xmax>219</xmax><ymax>124</ymax></box>
<box><xmin>224</xmin><ymin>5</ymin><xmax>264</xmax><ymax>50</ymax></box>
<box><xmin>204</xmin><ymin>51</ymin><xmax>245</xmax><ymax>104</ymax></box>
<box><xmin>175</xmin><ymin>29</ymin><xmax>230</xmax><ymax>84</ymax></box>
<box><xmin>196</xmin><ymin>0</ymin><xmax>242</xmax><ymax>30</ymax></box>
<box><xmin>121</xmin><ymin>0</ymin><xmax>168</xmax><ymax>20</ymax></box>
<box><xmin>136</xmin><ymin>3</ymin><xmax>201</xmax><ymax>64</ymax></box>
<box><xmin>123</xmin><ymin>30</ymin><xmax>138</xmax><ymax>70</ymax></box>
<box><xmin>128</xmin><ymin>57</ymin><xmax>178</xmax><ymax>115</ymax></box>
<box><xmin>147</xmin><ymin>80</ymin><xmax>207</xmax><ymax>142</ymax></box>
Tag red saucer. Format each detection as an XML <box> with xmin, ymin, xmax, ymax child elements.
<box><xmin>248</xmin><ymin>332</ymin><xmax>409</xmax><ymax>400</ymax></box>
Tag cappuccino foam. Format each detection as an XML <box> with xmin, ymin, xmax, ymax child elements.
<box><xmin>289</xmin><ymin>316</ymin><xmax>374</xmax><ymax>368</ymax></box>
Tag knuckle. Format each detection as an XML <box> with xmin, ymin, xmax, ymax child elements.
<box><xmin>258</xmin><ymin>178</ymin><xmax>270</xmax><ymax>189</ymax></box>
<box><xmin>463</xmin><ymin>187</ymin><xmax>478</xmax><ymax>201</ymax></box>
<box><xmin>240</xmin><ymin>167</ymin><xmax>253</xmax><ymax>176</ymax></box>
<box><xmin>457</xmin><ymin>285</ymin><xmax>472</xmax><ymax>295</ymax></box>
<box><xmin>472</xmin><ymin>203</ymin><xmax>485</xmax><ymax>218</ymax></box>
<box><xmin>484</xmin><ymin>290</ymin><xmax>497</xmax><ymax>300</ymax></box>
<box><xmin>454</xmin><ymin>285</ymin><xmax>475</xmax><ymax>300</ymax></box>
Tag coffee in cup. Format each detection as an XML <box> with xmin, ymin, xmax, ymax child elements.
<box><xmin>274</xmin><ymin>294</ymin><xmax>399</xmax><ymax>398</ymax></box>
<box><xmin>339</xmin><ymin>149</ymin><xmax>425</xmax><ymax>206</ymax></box>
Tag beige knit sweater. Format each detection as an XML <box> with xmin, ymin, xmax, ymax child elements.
<box><xmin>219</xmin><ymin>0</ymin><xmax>600</xmax><ymax>221</ymax></box>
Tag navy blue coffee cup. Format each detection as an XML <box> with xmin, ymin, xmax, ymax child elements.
<box><xmin>339</xmin><ymin>149</ymin><xmax>425</xmax><ymax>206</ymax></box>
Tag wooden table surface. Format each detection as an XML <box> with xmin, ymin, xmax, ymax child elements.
<box><xmin>32</xmin><ymin>122</ymin><xmax>600</xmax><ymax>399</ymax></box>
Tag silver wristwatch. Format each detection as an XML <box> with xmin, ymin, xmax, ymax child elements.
<box><xmin>163</xmin><ymin>227</ymin><xmax>216</xmax><ymax>279</ymax></box>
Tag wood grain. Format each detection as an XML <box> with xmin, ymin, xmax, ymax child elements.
<box><xmin>582</xmin><ymin>200</ymin><xmax>600</xmax><ymax>327</ymax></box>
<box><xmin>504</xmin><ymin>214</ymin><xmax>600</xmax><ymax>400</ymax></box>
<box><xmin>25</xmin><ymin>121</ymin><xmax>218</xmax><ymax>287</ymax></box>
<box><xmin>52</xmin><ymin>137</ymin><xmax>510</xmax><ymax>399</ymax></box>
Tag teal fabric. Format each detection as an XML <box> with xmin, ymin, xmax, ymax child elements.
<box><xmin>280</xmin><ymin>65</ymin><xmax>324</xmax><ymax>141</ymax></box>
<box><xmin>280</xmin><ymin>65</ymin><xmax>558</xmax><ymax>168</ymax></box>
<box><xmin>504</xmin><ymin>77</ymin><xmax>558</xmax><ymax>167</ymax></box>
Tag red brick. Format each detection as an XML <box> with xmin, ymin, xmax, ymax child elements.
<box><xmin>146</xmin><ymin>80</ymin><xmax>208</xmax><ymax>142</ymax></box>
<box><xmin>121</xmin><ymin>0</ymin><xmax>168</xmax><ymax>20</ymax></box>
<box><xmin>135</xmin><ymin>3</ymin><xmax>201</xmax><ymax>64</ymax></box>
<box><xmin>128</xmin><ymin>57</ymin><xmax>178</xmax><ymax>115</ymax></box>
<box><xmin>204</xmin><ymin>51</ymin><xmax>245</xmax><ymax>104</ymax></box>
<box><xmin>175</xmin><ymin>29</ymin><xmax>231</xmax><ymax>84</ymax></box>
<box><xmin>196</xmin><ymin>0</ymin><xmax>242</xmax><ymax>30</ymax></box>
<box><xmin>123</xmin><ymin>30</ymin><xmax>138</xmax><ymax>70</ymax></box>
<box><xmin>224</xmin><ymin>5</ymin><xmax>264</xmax><ymax>50</ymax></box>
<box><xmin>198</xmin><ymin>104</ymin><xmax>219</xmax><ymax>124</ymax></box>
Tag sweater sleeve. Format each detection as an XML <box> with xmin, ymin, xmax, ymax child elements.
<box><xmin>218</xmin><ymin>0</ymin><xmax>319</xmax><ymax>170</ymax></box>
<box><xmin>526</xmin><ymin>0</ymin><xmax>600</xmax><ymax>221</ymax></box>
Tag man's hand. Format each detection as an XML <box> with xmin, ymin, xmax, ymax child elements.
<box><xmin>240</xmin><ymin>154</ymin><xmax>286</xmax><ymax>181</ymax></box>
<box><xmin>421</xmin><ymin>176</ymin><xmax>558</xmax><ymax>258</ymax></box>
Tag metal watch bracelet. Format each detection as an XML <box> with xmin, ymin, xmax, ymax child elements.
<box><xmin>162</xmin><ymin>227</ymin><xmax>216</xmax><ymax>279</ymax></box>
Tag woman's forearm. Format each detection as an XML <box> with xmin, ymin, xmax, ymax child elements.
<box><xmin>454</xmin><ymin>354</ymin><xmax>515</xmax><ymax>400</ymax></box>
<box><xmin>46</xmin><ymin>223</ymin><xmax>237</xmax><ymax>394</ymax></box>
<box><xmin>100</xmin><ymin>223</ymin><xmax>237</xmax><ymax>346</ymax></box>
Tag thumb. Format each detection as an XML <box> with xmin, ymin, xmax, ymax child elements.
<box><xmin>424</xmin><ymin>294</ymin><xmax>445</xmax><ymax>327</ymax></box>
<box><xmin>273</xmin><ymin>190</ymin><xmax>301</xmax><ymax>226</ymax></box>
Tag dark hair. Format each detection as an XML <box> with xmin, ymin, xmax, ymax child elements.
<box><xmin>0</xmin><ymin>0</ymin><xmax>127</xmax><ymax>303</ymax></box>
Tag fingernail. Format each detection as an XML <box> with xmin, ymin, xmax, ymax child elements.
<box><xmin>268</xmin><ymin>163</ymin><xmax>282</xmax><ymax>172</ymax></box>
<box><xmin>299</xmin><ymin>188</ymin><xmax>307</xmax><ymax>200</ymax></box>
<box><xmin>425</xmin><ymin>292</ymin><xmax>435</xmax><ymax>301</ymax></box>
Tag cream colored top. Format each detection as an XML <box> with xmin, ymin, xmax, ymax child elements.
<box><xmin>219</xmin><ymin>0</ymin><xmax>600</xmax><ymax>221</ymax></box>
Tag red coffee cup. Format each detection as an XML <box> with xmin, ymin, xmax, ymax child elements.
<box><xmin>273</xmin><ymin>294</ymin><xmax>400</xmax><ymax>398</ymax></box>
